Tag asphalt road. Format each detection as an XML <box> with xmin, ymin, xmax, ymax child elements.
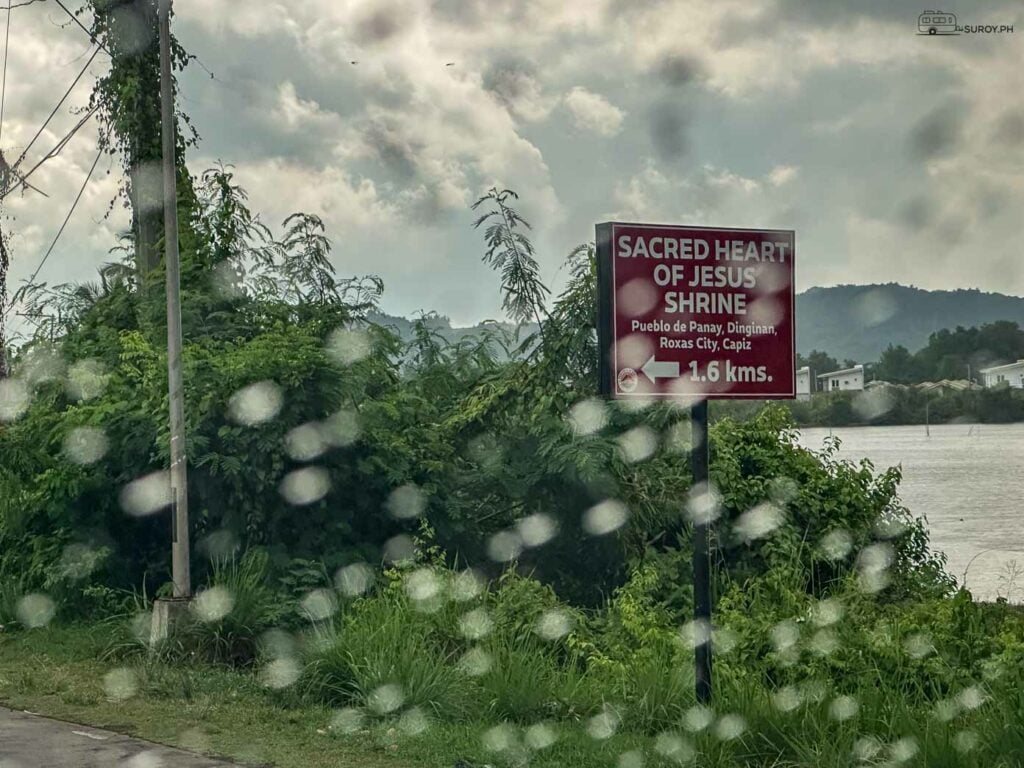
<box><xmin>0</xmin><ymin>707</ymin><xmax>233</xmax><ymax>766</ymax></box>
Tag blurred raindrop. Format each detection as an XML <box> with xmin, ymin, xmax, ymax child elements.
<box><xmin>0</xmin><ymin>378</ymin><xmax>30</xmax><ymax>422</ymax></box>
<box><xmin>487</xmin><ymin>530</ymin><xmax>523</xmax><ymax>562</ymax></box>
<box><xmin>336</xmin><ymin>562</ymin><xmax>374</xmax><ymax>596</ymax></box>
<box><xmin>57</xmin><ymin>543</ymin><xmax>105</xmax><ymax>582</ymax></box>
<box><xmin>386</xmin><ymin>484</ymin><xmax>426</xmax><ymax>519</ymax></box>
<box><xmin>889</xmin><ymin>736</ymin><xmax>918</xmax><ymax>762</ymax></box>
<box><xmin>228</xmin><ymin>380</ymin><xmax>283</xmax><ymax>426</ymax></box>
<box><xmin>63</xmin><ymin>426</ymin><xmax>109</xmax><ymax>466</ymax></box>
<box><xmin>285</xmin><ymin>423</ymin><xmax>328</xmax><ymax>462</ymax></box>
<box><xmin>524</xmin><ymin>723</ymin><xmax>557</xmax><ymax>750</ymax></box>
<box><xmin>856</xmin><ymin>542</ymin><xmax>894</xmax><ymax>593</ymax></box>
<box><xmin>449</xmin><ymin>569</ymin><xmax>484</xmax><ymax>602</ymax></box>
<box><xmin>322</xmin><ymin>409</ymin><xmax>361</xmax><ymax>447</ymax></box>
<box><xmin>683</xmin><ymin>704</ymin><xmax>714</xmax><ymax>732</ymax></box>
<box><xmin>586</xmin><ymin>706</ymin><xmax>620</xmax><ymax>740</ymax></box>
<box><xmin>383</xmin><ymin>534</ymin><xmax>417</xmax><ymax>564</ymax></box>
<box><xmin>772</xmin><ymin>686</ymin><xmax>803</xmax><ymax>712</ymax></box>
<box><xmin>279</xmin><ymin>466</ymin><xmax>330</xmax><ymax>505</ymax></box>
<box><xmin>874</xmin><ymin>515</ymin><xmax>908</xmax><ymax>540</ymax></box>
<box><xmin>811</xmin><ymin>598</ymin><xmax>844</xmax><ymax>627</ymax></box>
<box><xmin>197</xmin><ymin>530</ymin><xmax>239</xmax><ymax>561</ymax></box>
<box><xmin>19</xmin><ymin>344</ymin><xmax>64</xmax><ymax>386</ymax></box>
<box><xmin>934</xmin><ymin>698</ymin><xmax>960</xmax><ymax>722</ymax></box>
<box><xmin>681</xmin><ymin>618</ymin><xmax>711</xmax><ymax>649</ymax></box>
<box><xmin>733</xmin><ymin>502</ymin><xmax>784</xmax><ymax>542</ymax></box>
<box><xmin>398</xmin><ymin>706</ymin><xmax>430</xmax><ymax>735</ymax></box>
<box><xmin>617</xmin><ymin>749</ymin><xmax>645</xmax><ymax>768</ymax></box>
<box><xmin>618</xmin><ymin>278</ymin><xmax>660</xmax><ymax>317</ymax></box>
<box><xmin>654</xmin><ymin>731</ymin><xmax>694</xmax><ymax>763</ymax></box>
<box><xmin>119</xmin><ymin>471</ymin><xmax>172</xmax><ymax>517</ymax></box>
<box><xmin>103</xmin><ymin>668</ymin><xmax>138</xmax><ymax>703</ymax></box>
<box><xmin>482</xmin><ymin>723</ymin><xmax>517</xmax><ymax>752</ymax></box>
<box><xmin>192</xmin><ymin>586</ymin><xmax>234</xmax><ymax>622</ymax></box>
<box><xmin>66</xmin><ymin>359</ymin><xmax>109</xmax><ymax>401</ymax></box>
<box><xmin>617</xmin><ymin>425</ymin><xmax>658</xmax><ymax>463</ymax></box>
<box><xmin>330</xmin><ymin>707</ymin><xmax>365</xmax><ymax>734</ymax></box>
<box><xmin>535</xmin><ymin>609</ymin><xmax>573</xmax><ymax>641</ymax></box>
<box><xmin>458</xmin><ymin>608</ymin><xmax>493</xmax><ymax>640</ymax></box>
<box><xmin>16</xmin><ymin>593</ymin><xmax>56</xmax><ymax>628</ymax></box>
<box><xmin>809</xmin><ymin>629</ymin><xmax>839</xmax><ymax>656</ymax></box>
<box><xmin>904</xmin><ymin>633</ymin><xmax>934</xmax><ymax>659</ymax></box>
<box><xmin>957</xmin><ymin>685</ymin><xmax>987</xmax><ymax>711</ymax></box>
<box><xmin>768</xmin><ymin>476</ymin><xmax>798</xmax><ymax>504</ymax></box>
<box><xmin>852</xmin><ymin>736</ymin><xmax>882</xmax><ymax>761</ymax></box>
<box><xmin>712</xmin><ymin>626</ymin><xmax>738</xmax><ymax>653</ymax></box>
<box><xmin>829</xmin><ymin>695</ymin><xmax>859</xmax><ymax>721</ymax></box>
<box><xmin>124</xmin><ymin>752</ymin><xmax>164</xmax><ymax>768</ymax></box>
<box><xmin>817</xmin><ymin>529</ymin><xmax>853</xmax><ymax>561</ymax></box>
<box><xmin>852</xmin><ymin>388</ymin><xmax>895</xmax><ymax>421</ymax></box>
<box><xmin>516</xmin><ymin>513</ymin><xmax>557</xmax><ymax>548</ymax></box>
<box><xmin>326</xmin><ymin>327</ymin><xmax>371</xmax><ymax>365</ymax></box>
<box><xmin>367</xmin><ymin>683</ymin><xmax>405</xmax><ymax>714</ymax></box>
<box><xmin>457</xmin><ymin>647</ymin><xmax>493</xmax><ymax>676</ymax></box>
<box><xmin>301</xmin><ymin>589</ymin><xmax>338</xmax><ymax>622</ymax></box>
<box><xmin>953</xmin><ymin>730</ymin><xmax>980</xmax><ymax>753</ymax></box>
<box><xmin>567</xmin><ymin>398</ymin><xmax>608</xmax><ymax>436</ymax></box>
<box><xmin>405</xmin><ymin>569</ymin><xmax>443</xmax><ymax>611</ymax></box>
<box><xmin>260</xmin><ymin>657</ymin><xmax>301</xmax><ymax>689</ymax></box>
<box><xmin>259</xmin><ymin>629</ymin><xmax>296</xmax><ymax>660</ymax></box>
<box><xmin>686</xmin><ymin>482</ymin><xmax>721</xmax><ymax>525</ymax></box>
<box><xmin>853</xmin><ymin>288</ymin><xmax>898</xmax><ymax>327</ymax></box>
<box><xmin>771</xmin><ymin>620</ymin><xmax>799</xmax><ymax>653</ymax></box>
<box><xmin>582</xmin><ymin>499</ymin><xmax>629</xmax><ymax>536</ymax></box>
<box><xmin>714</xmin><ymin>714</ymin><xmax>746</xmax><ymax>741</ymax></box>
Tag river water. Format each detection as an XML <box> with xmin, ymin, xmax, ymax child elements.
<box><xmin>798</xmin><ymin>424</ymin><xmax>1024</xmax><ymax>603</ymax></box>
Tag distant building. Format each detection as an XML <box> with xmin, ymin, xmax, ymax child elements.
<box><xmin>795</xmin><ymin>366</ymin><xmax>812</xmax><ymax>400</ymax></box>
<box><xmin>818</xmin><ymin>364</ymin><xmax>865</xmax><ymax>393</ymax></box>
<box><xmin>979</xmin><ymin>360</ymin><xmax>1024</xmax><ymax>389</ymax></box>
<box><xmin>916</xmin><ymin>379</ymin><xmax>982</xmax><ymax>393</ymax></box>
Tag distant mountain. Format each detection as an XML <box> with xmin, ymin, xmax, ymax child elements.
<box><xmin>796</xmin><ymin>284</ymin><xmax>1024</xmax><ymax>362</ymax></box>
<box><xmin>371</xmin><ymin>284</ymin><xmax>1024</xmax><ymax>367</ymax></box>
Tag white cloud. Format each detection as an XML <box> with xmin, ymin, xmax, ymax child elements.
<box><xmin>564</xmin><ymin>87</ymin><xmax>625</xmax><ymax>136</ymax></box>
<box><xmin>768</xmin><ymin>165</ymin><xmax>799</xmax><ymax>187</ymax></box>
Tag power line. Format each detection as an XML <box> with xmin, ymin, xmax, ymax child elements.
<box><xmin>0</xmin><ymin>0</ymin><xmax>11</xmax><ymax>147</ymax></box>
<box><xmin>10</xmin><ymin>46</ymin><xmax>100</xmax><ymax>173</ymax></box>
<box><xmin>0</xmin><ymin>105</ymin><xmax>96</xmax><ymax>201</ymax></box>
<box><xmin>52</xmin><ymin>0</ymin><xmax>110</xmax><ymax>55</ymax></box>
<box><xmin>20</xmin><ymin>144</ymin><xmax>104</xmax><ymax>291</ymax></box>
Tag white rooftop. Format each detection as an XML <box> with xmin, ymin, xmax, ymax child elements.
<box><xmin>979</xmin><ymin>359</ymin><xmax>1024</xmax><ymax>374</ymax></box>
<box><xmin>817</xmin><ymin>365</ymin><xmax>864</xmax><ymax>379</ymax></box>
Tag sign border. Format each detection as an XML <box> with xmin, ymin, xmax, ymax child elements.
<box><xmin>596</xmin><ymin>221</ymin><xmax>797</xmax><ymax>400</ymax></box>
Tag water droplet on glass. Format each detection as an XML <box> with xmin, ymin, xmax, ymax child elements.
<box><xmin>888</xmin><ymin>736</ymin><xmax>918</xmax><ymax>762</ymax></box>
<box><xmin>818</xmin><ymin>529</ymin><xmax>853</xmax><ymax>561</ymax></box>
<box><xmin>809</xmin><ymin>629</ymin><xmax>839</xmax><ymax>656</ymax></box>
<box><xmin>119</xmin><ymin>471</ymin><xmax>172</xmax><ymax>517</ymax></box>
<box><xmin>321</xmin><ymin>409</ymin><xmax>361</xmax><ymax>447</ymax></box>
<box><xmin>336</xmin><ymin>563</ymin><xmax>374</xmax><ymax>596</ymax></box>
<box><xmin>681</xmin><ymin>619</ymin><xmax>711</xmax><ymax>649</ymax></box>
<box><xmin>957</xmin><ymin>685</ymin><xmax>986</xmax><ymax>711</ymax></box>
<box><xmin>487</xmin><ymin>530</ymin><xmax>523</xmax><ymax>562</ymax></box>
<box><xmin>386</xmin><ymin>484</ymin><xmax>426</xmax><ymax>519</ymax></box>
<box><xmin>16</xmin><ymin>593</ymin><xmax>56</xmax><ymax>628</ymax></box>
<box><xmin>383</xmin><ymin>534</ymin><xmax>417</xmax><ymax>564</ymax></box>
<box><xmin>63</xmin><ymin>426</ymin><xmax>109</xmax><ymax>466</ymax></box>
<box><xmin>904</xmin><ymin>633</ymin><xmax>934</xmax><ymax>659</ymax></box>
<box><xmin>586</xmin><ymin>706</ymin><xmax>620</xmax><ymax>740</ymax></box>
<box><xmin>103</xmin><ymin>668</ymin><xmax>138</xmax><ymax>702</ymax></box>
<box><xmin>0</xmin><ymin>378</ymin><xmax>31</xmax><ymax>422</ymax></box>
<box><xmin>279</xmin><ymin>466</ymin><xmax>330</xmax><ymax>505</ymax></box>
<box><xmin>228</xmin><ymin>380</ymin><xmax>283</xmax><ymax>426</ymax></box>
<box><xmin>829</xmin><ymin>695</ymin><xmax>859</xmax><ymax>721</ymax></box>
<box><xmin>953</xmin><ymin>730</ymin><xmax>979</xmax><ymax>753</ymax></box>
<box><xmin>330</xmin><ymin>707</ymin><xmax>365</xmax><ymax>734</ymax></box>
<box><xmin>260</xmin><ymin>657</ymin><xmax>301</xmax><ymax>689</ymax></box>
<box><xmin>457</xmin><ymin>647</ymin><xmax>493</xmax><ymax>676</ymax></box>
<box><xmin>285</xmin><ymin>423</ymin><xmax>328</xmax><ymax>462</ymax></box>
<box><xmin>683</xmin><ymin>704</ymin><xmax>714</xmax><ymax>732</ymax></box>
<box><xmin>582</xmin><ymin>499</ymin><xmax>629</xmax><ymax>536</ymax></box>
<box><xmin>405</xmin><ymin>568</ymin><xmax>442</xmax><ymax>605</ymax></box>
<box><xmin>617</xmin><ymin>426</ymin><xmax>657</xmax><ymax>463</ymax></box>
<box><xmin>654</xmin><ymin>731</ymin><xmax>694</xmax><ymax>763</ymax></box>
<box><xmin>325</xmin><ymin>327</ymin><xmax>371</xmax><ymax>365</ymax></box>
<box><xmin>617</xmin><ymin>749</ymin><xmax>645</xmax><ymax>768</ymax></box>
<box><xmin>686</xmin><ymin>482</ymin><xmax>721</xmax><ymax>525</ymax></box>
<box><xmin>524</xmin><ymin>722</ymin><xmax>557</xmax><ymax>750</ymax></box>
<box><xmin>516</xmin><ymin>513</ymin><xmax>557</xmax><ymax>548</ymax></box>
<box><xmin>301</xmin><ymin>589</ymin><xmax>338</xmax><ymax>622</ymax></box>
<box><xmin>714</xmin><ymin>714</ymin><xmax>746</xmax><ymax>741</ymax></box>
<box><xmin>771</xmin><ymin>620</ymin><xmax>799</xmax><ymax>653</ymax></box>
<box><xmin>449</xmin><ymin>569</ymin><xmax>484</xmax><ymax>602</ymax></box>
<box><xmin>535</xmin><ymin>609</ymin><xmax>573</xmax><ymax>641</ymax></box>
<box><xmin>458</xmin><ymin>608</ymin><xmax>493</xmax><ymax>640</ymax></box>
<box><xmin>482</xmin><ymin>723</ymin><xmax>517</xmax><ymax>752</ymax></box>
<box><xmin>192</xmin><ymin>586</ymin><xmax>235</xmax><ymax>622</ymax></box>
<box><xmin>65</xmin><ymin>359</ymin><xmax>109</xmax><ymax>402</ymax></box>
<box><xmin>811</xmin><ymin>598</ymin><xmax>844</xmax><ymax>627</ymax></box>
<box><xmin>852</xmin><ymin>736</ymin><xmax>882</xmax><ymax>761</ymax></box>
<box><xmin>733</xmin><ymin>502</ymin><xmax>784</xmax><ymax>542</ymax></box>
<box><xmin>567</xmin><ymin>398</ymin><xmax>608</xmax><ymax>436</ymax></box>
<box><xmin>367</xmin><ymin>683</ymin><xmax>405</xmax><ymax>714</ymax></box>
<box><xmin>398</xmin><ymin>706</ymin><xmax>430</xmax><ymax>735</ymax></box>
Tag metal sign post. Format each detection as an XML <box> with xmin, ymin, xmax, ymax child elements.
<box><xmin>596</xmin><ymin>221</ymin><xmax>796</xmax><ymax>703</ymax></box>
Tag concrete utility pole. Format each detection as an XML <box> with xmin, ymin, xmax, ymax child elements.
<box><xmin>158</xmin><ymin>0</ymin><xmax>190</xmax><ymax>599</ymax></box>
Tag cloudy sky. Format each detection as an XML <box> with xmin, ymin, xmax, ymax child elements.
<box><xmin>2</xmin><ymin>0</ymin><xmax>1022</xmax><ymax>331</ymax></box>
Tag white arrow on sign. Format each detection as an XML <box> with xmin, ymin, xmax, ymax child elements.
<box><xmin>641</xmin><ymin>355</ymin><xmax>680</xmax><ymax>383</ymax></box>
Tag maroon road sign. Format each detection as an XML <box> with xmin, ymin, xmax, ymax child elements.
<box><xmin>596</xmin><ymin>222</ymin><xmax>795</xmax><ymax>400</ymax></box>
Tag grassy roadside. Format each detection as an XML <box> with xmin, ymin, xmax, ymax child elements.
<box><xmin>0</xmin><ymin>624</ymin><xmax>650</xmax><ymax>768</ymax></box>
